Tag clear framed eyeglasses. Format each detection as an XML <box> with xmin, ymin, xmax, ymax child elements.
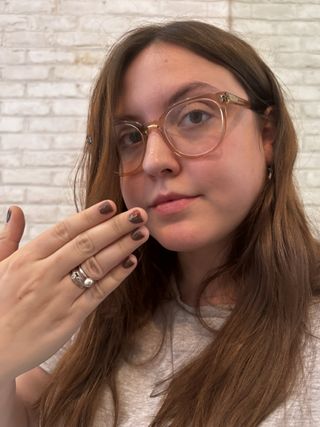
<box><xmin>114</xmin><ymin>91</ymin><xmax>252</xmax><ymax>176</ymax></box>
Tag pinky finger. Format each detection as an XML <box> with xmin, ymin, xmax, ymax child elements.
<box><xmin>76</xmin><ymin>254</ymin><xmax>137</xmax><ymax>311</ymax></box>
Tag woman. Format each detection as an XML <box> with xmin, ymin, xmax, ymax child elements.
<box><xmin>1</xmin><ymin>20</ymin><xmax>320</xmax><ymax>427</ymax></box>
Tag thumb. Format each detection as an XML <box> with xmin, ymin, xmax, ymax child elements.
<box><xmin>0</xmin><ymin>206</ymin><xmax>25</xmax><ymax>261</ymax></box>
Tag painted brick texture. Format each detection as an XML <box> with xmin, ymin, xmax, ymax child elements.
<box><xmin>0</xmin><ymin>0</ymin><xmax>319</xmax><ymax>242</ymax></box>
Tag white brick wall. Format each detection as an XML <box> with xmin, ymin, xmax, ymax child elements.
<box><xmin>0</xmin><ymin>0</ymin><xmax>319</xmax><ymax>243</ymax></box>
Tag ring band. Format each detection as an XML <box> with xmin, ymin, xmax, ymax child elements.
<box><xmin>70</xmin><ymin>266</ymin><xmax>96</xmax><ymax>289</ymax></box>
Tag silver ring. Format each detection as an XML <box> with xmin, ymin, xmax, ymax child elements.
<box><xmin>70</xmin><ymin>265</ymin><xmax>96</xmax><ymax>289</ymax></box>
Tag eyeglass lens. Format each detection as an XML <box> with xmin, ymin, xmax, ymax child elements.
<box><xmin>115</xmin><ymin>98</ymin><xmax>224</xmax><ymax>175</ymax></box>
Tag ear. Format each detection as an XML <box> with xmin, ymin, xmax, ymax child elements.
<box><xmin>261</xmin><ymin>106</ymin><xmax>276</xmax><ymax>165</ymax></box>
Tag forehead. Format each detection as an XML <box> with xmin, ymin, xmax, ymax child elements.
<box><xmin>117</xmin><ymin>42</ymin><xmax>247</xmax><ymax>117</ymax></box>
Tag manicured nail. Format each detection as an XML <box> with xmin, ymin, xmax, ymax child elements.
<box><xmin>131</xmin><ymin>228</ymin><xmax>144</xmax><ymax>241</ymax></box>
<box><xmin>128</xmin><ymin>209</ymin><xmax>143</xmax><ymax>224</ymax></box>
<box><xmin>122</xmin><ymin>256</ymin><xmax>135</xmax><ymax>269</ymax></box>
<box><xmin>6</xmin><ymin>209</ymin><xmax>11</xmax><ymax>223</ymax></box>
<box><xmin>99</xmin><ymin>201</ymin><xmax>113</xmax><ymax>214</ymax></box>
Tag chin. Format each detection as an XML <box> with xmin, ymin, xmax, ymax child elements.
<box><xmin>151</xmin><ymin>233</ymin><xmax>212</xmax><ymax>253</ymax></box>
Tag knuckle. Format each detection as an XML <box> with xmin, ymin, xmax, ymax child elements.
<box><xmin>82</xmin><ymin>256</ymin><xmax>103</xmax><ymax>280</ymax></box>
<box><xmin>53</xmin><ymin>220</ymin><xmax>71</xmax><ymax>243</ymax></box>
<box><xmin>82</xmin><ymin>207</ymin><xmax>93</xmax><ymax>227</ymax></box>
<box><xmin>89</xmin><ymin>281</ymin><xmax>107</xmax><ymax>301</ymax></box>
<box><xmin>74</xmin><ymin>232</ymin><xmax>95</xmax><ymax>255</ymax></box>
<box><xmin>111</xmin><ymin>215</ymin><xmax>124</xmax><ymax>236</ymax></box>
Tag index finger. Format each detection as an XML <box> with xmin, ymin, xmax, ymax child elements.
<box><xmin>26</xmin><ymin>200</ymin><xmax>116</xmax><ymax>259</ymax></box>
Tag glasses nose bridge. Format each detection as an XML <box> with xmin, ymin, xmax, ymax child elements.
<box><xmin>144</xmin><ymin>121</ymin><xmax>163</xmax><ymax>138</ymax></box>
<box><xmin>142</xmin><ymin>120</ymin><xmax>169</xmax><ymax>149</ymax></box>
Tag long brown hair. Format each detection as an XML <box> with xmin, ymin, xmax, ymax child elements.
<box><xmin>39</xmin><ymin>21</ymin><xmax>320</xmax><ymax>426</ymax></box>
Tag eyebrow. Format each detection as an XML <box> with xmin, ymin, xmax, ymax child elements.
<box><xmin>167</xmin><ymin>81</ymin><xmax>219</xmax><ymax>105</ymax></box>
<box><xmin>115</xmin><ymin>81</ymin><xmax>220</xmax><ymax>121</ymax></box>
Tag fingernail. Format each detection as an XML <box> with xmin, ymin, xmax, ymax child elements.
<box><xmin>128</xmin><ymin>209</ymin><xmax>143</xmax><ymax>224</ymax></box>
<box><xmin>6</xmin><ymin>209</ymin><xmax>11</xmax><ymax>223</ymax></box>
<box><xmin>122</xmin><ymin>256</ymin><xmax>135</xmax><ymax>269</ymax></box>
<box><xmin>99</xmin><ymin>201</ymin><xmax>113</xmax><ymax>214</ymax></box>
<box><xmin>131</xmin><ymin>229</ymin><xmax>145</xmax><ymax>241</ymax></box>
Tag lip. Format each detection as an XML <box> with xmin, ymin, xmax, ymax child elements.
<box><xmin>149</xmin><ymin>193</ymin><xmax>199</xmax><ymax>215</ymax></box>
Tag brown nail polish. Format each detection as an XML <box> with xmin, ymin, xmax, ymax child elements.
<box><xmin>131</xmin><ymin>229</ymin><xmax>144</xmax><ymax>241</ymax></box>
<box><xmin>122</xmin><ymin>256</ymin><xmax>135</xmax><ymax>268</ymax></box>
<box><xmin>6</xmin><ymin>209</ymin><xmax>11</xmax><ymax>223</ymax></box>
<box><xmin>99</xmin><ymin>201</ymin><xmax>113</xmax><ymax>214</ymax></box>
<box><xmin>128</xmin><ymin>209</ymin><xmax>143</xmax><ymax>224</ymax></box>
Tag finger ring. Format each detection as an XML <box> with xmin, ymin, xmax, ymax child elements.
<box><xmin>70</xmin><ymin>265</ymin><xmax>96</xmax><ymax>289</ymax></box>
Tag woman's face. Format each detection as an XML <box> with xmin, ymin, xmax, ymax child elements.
<box><xmin>117</xmin><ymin>42</ymin><xmax>273</xmax><ymax>254</ymax></box>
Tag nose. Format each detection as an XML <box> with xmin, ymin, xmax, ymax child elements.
<box><xmin>142</xmin><ymin>127</ymin><xmax>181</xmax><ymax>177</ymax></box>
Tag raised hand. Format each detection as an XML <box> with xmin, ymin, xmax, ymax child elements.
<box><xmin>0</xmin><ymin>201</ymin><xmax>149</xmax><ymax>382</ymax></box>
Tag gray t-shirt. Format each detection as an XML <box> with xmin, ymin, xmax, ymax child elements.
<box><xmin>41</xmin><ymin>300</ymin><xmax>320</xmax><ymax>426</ymax></box>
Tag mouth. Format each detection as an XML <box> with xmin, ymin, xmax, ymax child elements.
<box><xmin>149</xmin><ymin>193</ymin><xmax>199</xmax><ymax>215</ymax></box>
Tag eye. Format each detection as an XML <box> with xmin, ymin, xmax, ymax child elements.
<box><xmin>182</xmin><ymin>109</ymin><xmax>211</xmax><ymax>126</ymax></box>
<box><xmin>171</xmin><ymin>101</ymin><xmax>219</xmax><ymax>130</ymax></box>
<box><xmin>116</xmin><ymin>125</ymin><xmax>143</xmax><ymax>151</ymax></box>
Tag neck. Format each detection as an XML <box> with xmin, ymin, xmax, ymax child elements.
<box><xmin>177</xmin><ymin>246</ymin><xmax>235</xmax><ymax>307</ymax></box>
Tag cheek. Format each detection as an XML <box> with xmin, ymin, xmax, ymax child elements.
<box><xmin>120</xmin><ymin>178</ymin><xmax>139</xmax><ymax>209</ymax></box>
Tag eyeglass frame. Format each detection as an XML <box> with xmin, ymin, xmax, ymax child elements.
<box><xmin>114</xmin><ymin>91</ymin><xmax>253</xmax><ymax>176</ymax></box>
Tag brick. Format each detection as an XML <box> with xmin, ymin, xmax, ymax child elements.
<box><xmin>297</xmin><ymin>152</ymin><xmax>320</xmax><ymax>169</ymax></box>
<box><xmin>78</xmin><ymin>15</ymin><xmax>135</xmax><ymax>34</ymax></box>
<box><xmin>289</xmin><ymin>86</ymin><xmax>320</xmax><ymax>101</ymax></box>
<box><xmin>28</xmin><ymin>50</ymin><xmax>75</xmax><ymax>64</ymax></box>
<box><xmin>2</xmin><ymin>168</ymin><xmax>52</xmax><ymax>184</ymax></box>
<box><xmin>0</xmin><ymin>15</ymin><xmax>30</xmax><ymax>31</ymax></box>
<box><xmin>21</xmin><ymin>204</ymin><xmax>60</xmax><ymax>223</ymax></box>
<box><xmin>2</xmin><ymin>100</ymin><xmax>50</xmax><ymax>116</ymax></box>
<box><xmin>0</xmin><ymin>186</ymin><xmax>25</xmax><ymax>203</ymax></box>
<box><xmin>57</xmin><ymin>1</ymin><xmax>114</xmax><ymax>15</ymax></box>
<box><xmin>0</xmin><ymin>82</ymin><xmax>25</xmax><ymax>97</ymax></box>
<box><xmin>27</xmin><ymin>82</ymin><xmax>78</xmax><ymax>97</ymax></box>
<box><xmin>301</xmin><ymin>37</ymin><xmax>320</xmax><ymax>52</ymax></box>
<box><xmin>296</xmin><ymin>169</ymin><xmax>320</xmax><ymax>187</ymax></box>
<box><xmin>299</xmin><ymin>188</ymin><xmax>320</xmax><ymax>206</ymax></box>
<box><xmin>297</xmin><ymin>4</ymin><xmax>320</xmax><ymax>19</ymax></box>
<box><xmin>53</xmin><ymin>65</ymin><xmax>98</xmax><ymax>81</ymax></box>
<box><xmin>0</xmin><ymin>134</ymin><xmax>51</xmax><ymax>150</ymax></box>
<box><xmin>302</xmin><ymin>135</ymin><xmax>319</xmax><ymax>152</ymax></box>
<box><xmin>251</xmin><ymin>4</ymin><xmax>297</xmax><ymax>20</ymax></box>
<box><xmin>0</xmin><ymin>117</ymin><xmax>24</xmax><ymax>132</ymax></box>
<box><xmin>27</xmin><ymin>15</ymin><xmax>78</xmax><ymax>32</ymax></box>
<box><xmin>22</xmin><ymin>150</ymin><xmax>78</xmax><ymax>167</ymax></box>
<box><xmin>52</xmin><ymin>99</ymin><xmax>88</xmax><ymax>116</ymax></box>
<box><xmin>233</xmin><ymin>19</ymin><xmax>320</xmax><ymax>36</ymax></box>
<box><xmin>104</xmin><ymin>0</ymin><xmax>161</xmax><ymax>15</ymax></box>
<box><xmin>0</xmin><ymin>48</ymin><xmax>26</xmax><ymax>65</ymax></box>
<box><xmin>299</xmin><ymin>119</ymin><xmax>320</xmax><ymax>136</ymax></box>
<box><xmin>160</xmin><ymin>1</ymin><xmax>208</xmax><ymax>17</ymax></box>
<box><xmin>53</xmin><ymin>32</ymin><xmax>109</xmax><ymax>48</ymax></box>
<box><xmin>26</xmin><ymin>186</ymin><xmax>72</xmax><ymax>204</ymax></box>
<box><xmin>302</xmin><ymin>103</ymin><xmax>320</xmax><ymax>118</ymax></box>
<box><xmin>28</xmin><ymin>117</ymin><xmax>85</xmax><ymax>132</ymax></box>
<box><xmin>274</xmin><ymin>68</ymin><xmax>305</xmax><ymax>85</ymax></box>
<box><xmin>275</xmin><ymin>53</ymin><xmax>320</xmax><ymax>68</ymax></box>
<box><xmin>3</xmin><ymin>31</ymin><xmax>53</xmax><ymax>48</ymax></box>
<box><xmin>2</xmin><ymin>65</ymin><xmax>49</xmax><ymax>80</ymax></box>
<box><xmin>52</xmin><ymin>133</ymin><xmax>85</xmax><ymax>150</ymax></box>
<box><xmin>0</xmin><ymin>152</ymin><xmax>21</xmax><ymax>167</ymax></box>
<box><xmin>52</xmin><ymin>169</ymin><xmax>74</xmax><ymax>186</ymax></box>
<box><xmin>74</xmin><ymin>50</ymin><xmax>106</xmax><ymax>65</ymax></box>
<box><xmin>4</xmin><ymin>1</ymin><xmax>54</xmax><ymax>13</ymax></box>
<box><xmin>231</xmin><ymin>3</ymin><xmax>252</xmax><ymax>18</ymax></box>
